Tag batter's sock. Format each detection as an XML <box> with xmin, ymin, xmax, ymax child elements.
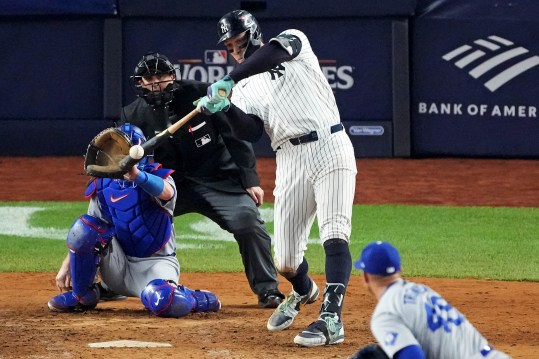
<box><xmin>286</xmin><ymin>258</ymin><xmax>312</xmax><ymax>296</ymax></box>
<box><xmin>323</xmin><ymin>238</ymin><xmax>352</xmax><ymax>286</ymax></box>
<box><xmin>320</xmin><ymin>283</ymin><xmax>346</xmax><ymax>318</ymax></box>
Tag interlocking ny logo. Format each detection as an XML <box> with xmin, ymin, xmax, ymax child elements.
<box><xmin>442</xmin><ymin>35</ymin><xmax>539</xmax><ymax>92</ymax></box>
<box><xmin>268</xmin><ymin>64</ymin><xmax>285</xmax><ymax>80</ymax></box>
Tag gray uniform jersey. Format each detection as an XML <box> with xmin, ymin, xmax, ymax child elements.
<box><xmin>372</xmin><ymin>279</ymin><xmax>511</xmax><ymax>359</ymax></box>
<box><xmin>231</xmin><ymin>29</ymin><xmax>357</xmax><ymax>272</ymax></box>
<box><xmin>88</xmin><ymin>176</ymin><xmax>180</xmax><ymax>297</ymax></box>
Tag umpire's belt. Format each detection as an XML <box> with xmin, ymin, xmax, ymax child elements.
<box><xmin>289</xmin><ymin>123</ymin><xmax>344</xmax><ymax>145</ymax></box>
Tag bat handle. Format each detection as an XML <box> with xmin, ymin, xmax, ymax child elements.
<box><xmin>119</xmin><ymin>155</ymin><xmax>140</xmax><ymax>172</ymax></box>
<box><xmin>218</xmin><ymin>89</ymin><xmax>227</xmax><ymax>97</ymax></box>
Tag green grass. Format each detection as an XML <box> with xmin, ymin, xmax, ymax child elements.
<box><xmin>0</xmin><ymin>202</ymin><xmax>537</xmax><ymax>281</ymax></box>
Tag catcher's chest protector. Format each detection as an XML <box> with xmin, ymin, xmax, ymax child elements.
<box><xmin>96</xmin><ymin>180</ymin><xmax>172</xmax><ymax>257</ymax></box>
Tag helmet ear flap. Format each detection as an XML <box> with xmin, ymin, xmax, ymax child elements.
<box><xmin>217</xmin><ymin>10</ymin><xmax>262</xmax><ymax>59</ymax></box>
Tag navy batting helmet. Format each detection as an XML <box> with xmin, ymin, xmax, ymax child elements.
<box><xmin>217</xmin><ymin>10</ymin><xmax>262</xmax><ymax>59</ymax></box>
<box><xmin>131</xmin><ymin>52</ymin><xmax>180</xmax><ymax>108</ymax></box>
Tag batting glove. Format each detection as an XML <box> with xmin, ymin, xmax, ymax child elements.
<box><xmin>207</xmin><ymin>75</ymin><xmax>235</xmax><ymax>104</ymax></box>
<box><xmin>194</xmin><ymin>96</ymin><xmax>230</xmax><ymax>115</ymax></box>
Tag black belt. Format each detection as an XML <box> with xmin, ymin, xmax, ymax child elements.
<box><xmin>289</xmin><ymin>123</ymin><xmax>344</xmax><ymax>146</ymax></box>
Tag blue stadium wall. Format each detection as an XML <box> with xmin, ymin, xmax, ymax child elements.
<box><xmin>1</xmin><ymin>0</ymin><xmax>537</xmax><ymax>158</ymax></box>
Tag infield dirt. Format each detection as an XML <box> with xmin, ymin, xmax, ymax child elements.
<box><xmin>0</xmin><ymin>157</ymin><xmax>537</xmax><ymax>358</ymax></box>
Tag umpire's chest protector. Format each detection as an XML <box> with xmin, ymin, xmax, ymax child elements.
<box><xmin>89</xmin><ymin>179</ymin><xmax>172</xmax><ymax>257</ymax></box>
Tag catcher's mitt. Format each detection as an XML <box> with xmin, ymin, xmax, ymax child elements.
<box><xmin>84</xmin><ymin>127</ymin><xmax>132</xmax><ymax>179</ymax></box>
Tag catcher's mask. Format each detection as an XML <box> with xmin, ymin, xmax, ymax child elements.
<box><xmin>132</xmin><ymin>52</ymin><xmax>181</xmax><ymax>108</ymax></box>
<box><xmin>217</xmin><ymin>10</ymin><xmax>262</xmax><ymax>60</ymax></box>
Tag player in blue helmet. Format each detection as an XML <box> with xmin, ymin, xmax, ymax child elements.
<box><xmin>349</xmin><ymin>241</ymin><xmax>510</xmax><ymax>359</ymax></box>
<box><xmin>48</xmin><ymin>123</ymin><xmax>220</xmax><ymax>317</ymax></box>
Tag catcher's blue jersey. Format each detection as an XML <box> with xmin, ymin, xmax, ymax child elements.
<box><xmin>85</xmin><ymin>164</ymin><xmax>176</xmax><ymax>258</ymax></box>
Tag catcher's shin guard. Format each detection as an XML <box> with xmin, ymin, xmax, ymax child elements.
<box><xmin>67</xmin><ymin>215</ymin><xmax>113</xmax><ymax>304</ymax></box>
<box><xmin>141</xmin><ymin>279</ymin><xmax>221</xmax><ymax>318</ymax></box>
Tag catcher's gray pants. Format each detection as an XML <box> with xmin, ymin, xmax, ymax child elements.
<box><xmin>174</xmin><ymin>182</ymin><xmax>279</xmax><ymax>296</ymax></box>
<box><xmin>99</xmin><ymin>237</ymin><xmax>180</xmax><ymax>298</ymax></box>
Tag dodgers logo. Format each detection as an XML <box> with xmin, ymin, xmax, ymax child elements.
<box><xmin>384</xmin><ymin>332</ymin><xmax>398</xmax><ymax>346</ymax></box>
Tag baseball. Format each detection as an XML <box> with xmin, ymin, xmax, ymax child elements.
<box><xmin>129</xmin><ymin>145</ymin><xmax>144</xmax><ymax>159</ymax></box>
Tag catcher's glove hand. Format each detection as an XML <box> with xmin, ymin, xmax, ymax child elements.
<box><xmin>84</xmin><ymin>127</ymin><xmax>132</xmax><ymax>179</ymax></box>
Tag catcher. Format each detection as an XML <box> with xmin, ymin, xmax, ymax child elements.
<box><xmin>48</xmin><ymin>123</ymin><xmax>220</xmax><ymax>317</ymax></box>
<box><xmin>349</xmin><ymin>241</ymin><xmax>511</xmax><ymax>359</ymax></box>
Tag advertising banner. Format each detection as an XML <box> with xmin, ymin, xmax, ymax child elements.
<box><xmin>122</xmin><ymin>18</ymin><xmax>397</xmax><ymax>157</ymax></box>
<box><xmin>122</xmin><ymin>18</ymin><xmax>394</xmax><ymax>122</ymax></box>
<box><xmin>412</xmin><ymin>2</ymin><xmax>539</xmax><ymax>157</ymax></box>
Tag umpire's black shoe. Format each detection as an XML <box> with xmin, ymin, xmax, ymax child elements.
<box><xmin>258</xmin><ymin>289</ymin><xmax>285</xmax><ymax>308</ymax></box>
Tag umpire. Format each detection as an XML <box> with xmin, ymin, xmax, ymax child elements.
<box><xmin>119</xmin><ymin>52</ymin><xmax>284</xmax><ymax>308</ymax></box>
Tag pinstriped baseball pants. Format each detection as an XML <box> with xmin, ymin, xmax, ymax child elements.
<box><xmin>273</xmin><ymin>129</ymin><xmax>357</xmax><ymax>273</ymax></box>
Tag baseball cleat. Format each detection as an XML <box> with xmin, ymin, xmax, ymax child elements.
<box><xmin>48</xmin><ymin>291</ymin><xmax>98</xmax><ymax>313</ymax></box>
<box><xmin>267</xmin><ymin>280</ymin><xmax>319</xmax><ymax>331</ymax></box>
<box><xmin>293</xmin><ymin>314</ymin><xmax>344</xmax><ymax>347</ymax></box>
<box><xmin>258</xmin><ymin>289</ymin><xmax>285</xmax><ymax>308</ymax></box>
<box><xmin>96</xmin><ymin>282</ymin><xmax>128</xmax><ymax>302</ymax></box>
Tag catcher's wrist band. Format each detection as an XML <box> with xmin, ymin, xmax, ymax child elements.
<box><xmin>134</xmin><ymin>171</ymin><xmax>164</xmax><ymax>197</ymax></box>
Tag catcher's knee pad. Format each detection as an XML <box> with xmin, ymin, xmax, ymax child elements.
<box><xmin>66</xmin><ymin>214</ymin><xmax>113</xmax><ymax>254</ymax></box>
<box><xmin>141</xmin><ymin>280</ymin><xmax>220</xmax><ymax>318</ymax></box>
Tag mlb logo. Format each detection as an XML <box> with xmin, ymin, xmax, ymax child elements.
<box><xmin>205</xmin><ymin>50</ymin><xmax>227</xmax><ymax>64</ymax></box>
<box><xmin>195</xmin><ymin>134</ymin><xmax>211</xmax><ymax>147</ymax></box>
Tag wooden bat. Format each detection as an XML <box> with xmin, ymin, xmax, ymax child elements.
<box><xmin>119</xmin><ymin>89</ymin><xmax>227</xmax><ymax>171</ymax></box>
<box><xmin>118</xmin><ymin>107</ymin><xmax>200</xmax><ymax>171</ymax></box>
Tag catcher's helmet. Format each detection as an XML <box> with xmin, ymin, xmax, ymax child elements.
<box><xmin>132</xmin><ymin>52</ymin><xmax>180</xmax><ymax>108</ymax></box>
<box><xmin>117</xmin><ymin>123</ymin><xmax>152</xmax><ymax>173</ymax></box>
<box><xmin>118</xmin><ymin>123</ymin><xmax>146</xmax><ymax>146</ymax></box>
<box><xmin>217</xmin><ymin>10</ymin><xmax>262</xmax><ymax>59</ymax></box>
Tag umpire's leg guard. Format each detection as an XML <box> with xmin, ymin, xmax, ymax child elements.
<box><xmin>67</xmin><ymin>214</ymin><xmax>113</xmax><ymax>305</ymax></box>
<box><xmin>141</xmin><ymin>279</ymin><xmax>221</xmax><ymax>318</ymax></box>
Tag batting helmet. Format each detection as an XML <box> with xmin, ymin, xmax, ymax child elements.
<box><xmin>217</xmin><ymin>10</ymin><xmax>262</xmax><ymax>59</ymax></box>
<box><xmin>131</xmin><ymin>52</ymin><xmax>180</xmax><ymax>108</ymax></box>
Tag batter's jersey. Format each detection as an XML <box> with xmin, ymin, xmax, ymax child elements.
<box><xmin>231</xmin><ymin>29</ymin><xmax>340</xmax><ymax>150</ymax></box>
<box><xmin>371</xmin><ymin>279</ymin><xmax>510</xmax><ymax>359</ymax></box>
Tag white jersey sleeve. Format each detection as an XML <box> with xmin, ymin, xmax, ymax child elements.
<box><xmin>371</xmin><ymin>279</ymin><xmax>496</xmax><ymax>359</ymax></box>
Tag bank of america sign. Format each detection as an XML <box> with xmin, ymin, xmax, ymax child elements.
<box><xmin>443</xmin><ymin>35</ymin><xmax>539</xmax><ymax>92</ymax></box>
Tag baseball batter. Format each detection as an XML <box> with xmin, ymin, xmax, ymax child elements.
<box><xmin>350</xmin><ymin>241</ymin><xmax>512</xmax><ymax>359</ymax></box>
<box><xmin>197</xmin><ymin>10</ymin><xmax>357</xmax><ymax>347</ymax></box>
<box><xmin>48</xmin><ymin>123</ymin><xmax>220</xmax><ymax>318</ymax></box>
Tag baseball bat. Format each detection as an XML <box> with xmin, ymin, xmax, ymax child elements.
<box><xmin>118</xmin><ymin>107</ymin><xmax>200</xmax><ymax>171</ymax></box>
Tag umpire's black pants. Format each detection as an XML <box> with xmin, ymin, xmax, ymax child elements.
<box><xmin>174</xmin><ymin>182</ymin><xmax>279</xmax><ymax>297</ymax></box>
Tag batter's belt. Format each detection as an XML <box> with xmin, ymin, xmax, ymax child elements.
<box><xmin>278</xmin><ymin>123</ymin><xmax>344</xmax><ymax>150</ymax></box>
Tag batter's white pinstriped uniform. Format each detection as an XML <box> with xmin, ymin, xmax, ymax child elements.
<box><xmin>372</xmin><ymin>279</ymin><xmax>511</xmax><ymax>359</ymax></box>
<box><xmin>231</xmin><ymin>29</ymin><xmax>357</xmax><ymax>273</ymax></box>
